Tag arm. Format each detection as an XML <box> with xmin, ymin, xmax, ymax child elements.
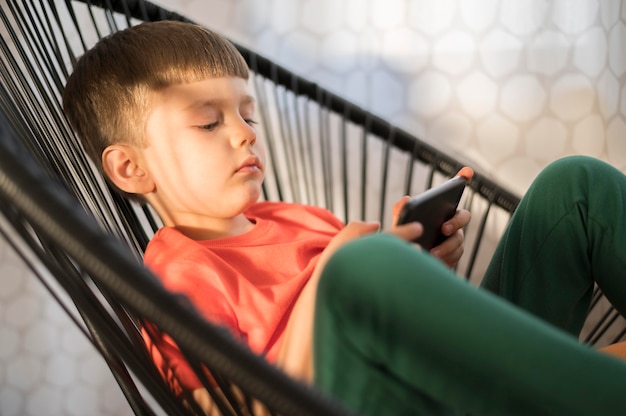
<box><xmin>277</xmin><ymin>171</ymin><xmax>473</xmax><ymax>382</ymax></box>
<box><xmin>276</xmin><ymin>218</ymin><xmax>425</xmax><ymax>383</ymax></box>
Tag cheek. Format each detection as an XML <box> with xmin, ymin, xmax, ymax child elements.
<box><xmin>144</xmin><ymin>146</ymin><xmax>197</xmax><ymax>190</ymax></box>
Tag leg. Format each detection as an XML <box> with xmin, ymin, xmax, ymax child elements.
<box><xmin>482</xmin><ymin>156</ymin><xmax>626</xmax><ymax>335</ymax></box>
<box><xmin>314</xmin><ymin>233</ymin><xmax>626</xmax><ymax>416</ymax></box>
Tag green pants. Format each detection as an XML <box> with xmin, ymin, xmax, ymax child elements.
<box><xmin>313</xmin><ymin>156</ymin><xmax>626</xmax><ymax>416</ymax></box>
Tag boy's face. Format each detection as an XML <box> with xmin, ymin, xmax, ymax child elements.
<box><xmin>138</xmin><ymin>76</ymin><xmax>266</xmax><ymax>230</ymax></box>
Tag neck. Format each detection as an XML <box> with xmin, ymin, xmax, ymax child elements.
<box><xmin>172</xmin><ymin>213</ymin><xmax>255</xmax><ymax>240</ymax></box>
<box><xmin>172</xmin><ymin>214</ymin><xmax>255</xmax><ymax>240</ymax></box>
<box><xmin>145</xmin><ymin>193</ymin><xmax>258</xmax><ymax>241</ymax></box>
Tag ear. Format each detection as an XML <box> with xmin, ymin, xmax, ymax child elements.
<box><xmin>102</xmin><ymin>144</ymin><xmax>154</xmax><ymax>195</ymax></box>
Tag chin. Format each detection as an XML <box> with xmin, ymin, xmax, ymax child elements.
<box><xmin>239</xmin><ymin>189</ymin><xmax>263</xmax><ymax>210</ymax></box>
<box><xmin>221</xmin><ymin>184</ymin><xmax>263</xmax><ymax>213</ymax></box>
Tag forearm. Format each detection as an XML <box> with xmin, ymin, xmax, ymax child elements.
<box><xmin>274</xmin><ymin>265</ymin><xmax>320</xmax><ymax>383</ymax></box>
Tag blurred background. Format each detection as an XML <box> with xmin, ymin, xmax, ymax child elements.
<box><xmin>152</xmin><ymin>0</ymin><xmax>626</xmax><ymax>195</ymax></box>
<box><xmin>1</xmin><ymin>0</ymin><xmax>625</xmax><ymax>414</ymax></box>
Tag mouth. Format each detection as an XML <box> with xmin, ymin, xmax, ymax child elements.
<box><xmin>235</xmin><ymin>155</ymin><xmax>263</xmax><ymax>174</ymax></box>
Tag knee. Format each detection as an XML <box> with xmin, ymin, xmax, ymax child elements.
<box><xmin>316</xmin><ymin>234</ymin><xmax>411</xmax><ymax>316</ymax></box>
<box><xmin>527</xmin><ymin>156</ymin><xmax>622</xmax><ymax>200</ymax></box>
<box><xmin>317</xmin><ymin>234</ymin><xmax>400</xmax><ymax>304</ymax></box>
<box><xmin>538</xmin><ymin>156</ymin><xmax>618</xmax><ymax>185</ymax></box>
<box><xmin>315</xmin><ymin>233</ymin><xmax>448</xmax><ymax>320</ymax></box>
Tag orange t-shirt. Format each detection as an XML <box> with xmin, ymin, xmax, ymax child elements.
<box><xmin>143</xmin><ymin>201</ymin><xmax>344</xmax><ymax>392</ymax></box>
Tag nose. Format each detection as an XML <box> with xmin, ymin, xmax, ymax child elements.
<box><xmin>231</xmin><ymin>118</ymin><xmax>257</xmax><ymax>148</ymax></box>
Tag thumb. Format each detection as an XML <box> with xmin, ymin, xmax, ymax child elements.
<box><xmin>344</xmin><ymin>220</ymin><xmax>381</xmax><ymax>236</ymax></box>
<box><xmin>389</xmin><ymin>221</ymin><xmax>423</xmax><ymax>243</ymax></box>
<box><xmin>455</xmin><ymin>166</ymin><xmax>474</xmax><ymax>181</ymax></box>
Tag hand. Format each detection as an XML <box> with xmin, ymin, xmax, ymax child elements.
<box><xmin>429</xmin><ymin>165</ymin><xmax>473</xmax><ymax>267</ymax></box>
<box><xmin>192</xmin><ymin>388</ymin><xmax>221</xmax><ymax>415</ymax></box>
<box><xmin>389</xmin><ymin>195</ymin><xmax>424</xmax><ymax>242</ymax></box>
<box><xmin>391</xmin><ymin>167</ymin><xmax>473</xmax><ymax>267</ymax></box>
<box><xmin>430</xmin><ymin>208</ymin><xmax>471</xmax><ymax>267</ymax></box>
<box><xmin>320</xmin><ymin>220</ymin><xmax>381</xmax><ymax>265</ymax></box>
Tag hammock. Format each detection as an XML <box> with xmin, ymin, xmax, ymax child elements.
<box><xmin>0</xmin><ymin>0</ymin><xmax>623</xmax><ymax>414</ymax></box>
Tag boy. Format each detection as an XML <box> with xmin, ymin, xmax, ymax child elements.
<box><xmin>63</xmin><ymin>20</ymin><xmax>626</xmax><ymax>416</ymax></box>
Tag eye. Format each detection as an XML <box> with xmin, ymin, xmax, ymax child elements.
<box><xmin>198</xmin><ymin>121</ymin><xmax>219</xmax><ymax>131</ymax></box>
<box><xmin>244</xmin><ymin>119</ymin><xmax>258</xmax><ymax>126</ymax></box>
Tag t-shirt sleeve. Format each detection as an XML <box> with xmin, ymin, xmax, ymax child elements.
<box><xmin>142</xmin><ymin>258</ymin><xmax>242</xmax><ymax>394</ymax></box>
<box><xmin>157</xmin><ymin>260</ymin><xmax>240</xmax><ymax>333</ymax></box>
<box><xmin>142</xmin><ymin>322</ymin><xmax>204</xmax><ymax>395</ymax></box>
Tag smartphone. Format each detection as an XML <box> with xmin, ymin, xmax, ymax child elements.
<box><xmin>396</xmin><ymin>175</ymin><xmax>468</xmax><ymax>250</ymax></box>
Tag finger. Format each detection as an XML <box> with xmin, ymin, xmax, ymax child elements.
<box><xmin>455</xmin><ymin>166</ymin><xmax>474</xmax><ymax>181</ymax></box>
<box><xmin>359</xmin><ymin>221</ymin><xmax>382</xmax><ymax>235</ymax></box>
<box><xmin>344</xmin><ymin>221</ymin><xmax>381</xmax><ymax>237</ymax></box>
<box><xmin>389</xmin><ymin>221</ymin><xmax>423</xmax><ymax>242</ymax></box>
<box><xmin>436</xmin><ymin>242</ymin><xmax>465</xmax><ymax>267</ymax></box>
<box><xmin>325</xmin><ymin>221</ymin><xmax>381</xmax><ymax>255</ymax></box>
<box><xmin>392</xmin><ymin>196</ymin><xmax>411</xmax><ymax>225</ymax></box>
<box><xmin>431</xmin><ymin>229</ymin><xmax>464</xmax><ymax>259</ymax></box>
<box><xmin>441</xmin><ymin>209</ymin><xmax>471</xmax><ymax>236</ymax></box>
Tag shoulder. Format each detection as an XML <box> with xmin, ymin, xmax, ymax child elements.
<box><xmin>144</xmin><ymin>228</ymin><xmax>208</xmax><ymax>275</ymax></box>
<box><xmin>144</xmin><ymin>228</ymin><xmax>231</xmax><ymax>294</ymax></box>
<box><xmin>144</xmin><ymin>227</ymin><xmax>191</xmax><ymax>260</ymax></box>
<box><xmin>142</xmin><ymin>229</ymin><xmax>238</xmax><ymax>329</ymax></box>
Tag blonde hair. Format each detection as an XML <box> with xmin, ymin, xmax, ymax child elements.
<box><xmin>62</xmin><ymin>20</ymin><xmax>249</xmax><ymax>192</ymax></box>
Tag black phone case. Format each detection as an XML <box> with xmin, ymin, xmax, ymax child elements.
<box><xmin>396</xmin><ymin>176</ymin><xmax>467</xmax><ymax>250</ymax></box>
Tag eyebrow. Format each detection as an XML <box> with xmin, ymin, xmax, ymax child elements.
<box><xmin>184</xmin><ymin>94</ymin><xmax>256</xmax><ymax>111</ymax></box>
